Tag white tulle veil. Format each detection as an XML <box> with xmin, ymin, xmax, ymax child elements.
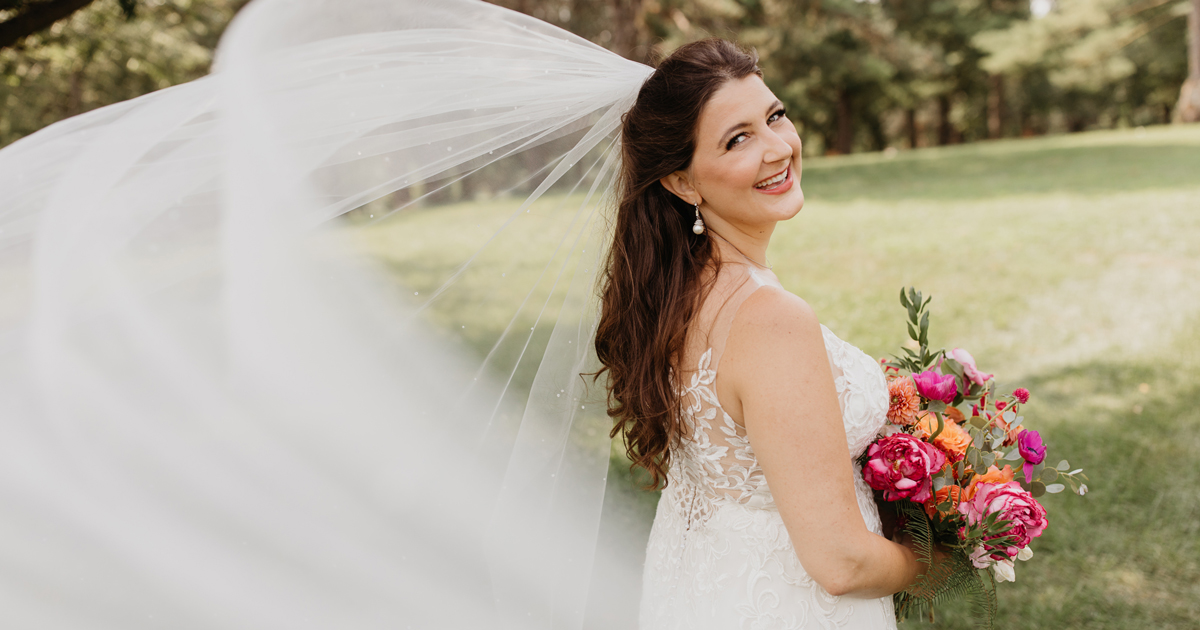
<box><xmin>0</xmin><ymin>0</ymin><xmax>654</xmax><ymax>627</ymax></box>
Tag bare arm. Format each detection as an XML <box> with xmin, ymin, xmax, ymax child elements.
<box><xmin>719</xmin><ymin>287</ymin><xmax>921</xmax><ymax>598</ymax></box>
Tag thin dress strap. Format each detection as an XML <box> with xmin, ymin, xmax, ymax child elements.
<box><xmin>691</xmin><ymin>263</ymin><xmax>777</xmax><ymax>379</ymax></box>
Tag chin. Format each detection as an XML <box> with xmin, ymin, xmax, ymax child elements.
<box><xmin>769</xmin><ymin>187</ymin><xmax>804</xmax><ymax>221</ymax></box>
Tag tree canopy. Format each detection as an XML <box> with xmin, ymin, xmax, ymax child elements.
<box><xmin>2</xmin><ymin>0</ymin><xmax>1195</xmax><ymax>151</ymax></box>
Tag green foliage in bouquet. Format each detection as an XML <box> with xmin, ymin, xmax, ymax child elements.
<box><xmin>892</xmin><ymin>499</ymin><xmax>997</xmax><ymax>629</ymax></box>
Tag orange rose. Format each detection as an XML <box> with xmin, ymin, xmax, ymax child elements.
<box><xmin>964</xmin><ymin>464</ymin><xmax>1015</xmax><ymax>500</ymax></box>
<box><xmin>916</xmin><ymin>411</ymin><xmax>972</xmax><ymax>461</ymax></box>
<box><xmin>923</xmin><ymin>483</ymin><xmax>963</xmax><ymax>519</ymax></box>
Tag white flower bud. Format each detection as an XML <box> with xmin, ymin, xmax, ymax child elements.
<box><xmin>992</xmin><ymin>559</ymin><xmax>1016</xmax><ymax>582</ymax></box>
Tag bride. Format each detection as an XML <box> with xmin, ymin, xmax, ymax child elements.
<box><xmin>594</xmin><ymin>39</ymin><xmax>932</xmax><ymax>628</ymax></box>
<box><xmin>0</xmin><ymin>1</ymin><xmax>941</xmax><ymax>627</ymax></box>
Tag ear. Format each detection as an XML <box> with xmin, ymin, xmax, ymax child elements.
<box><xmin>659</xmin><ymin>170</ymin><xmax>699</xmax><ymax>206</ymax></box>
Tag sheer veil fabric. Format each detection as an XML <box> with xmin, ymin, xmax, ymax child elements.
<box><xmin>0</xmin><ymin>0</ymin><xmax>654</xmax><ymax>627</ymax></box>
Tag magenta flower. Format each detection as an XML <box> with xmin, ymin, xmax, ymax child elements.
<box><xmin>863</xmin><ymin>433</ymin><xmax>947</xmax><ymax>503</ymax></box>
<box><xmin>949</xmin><ymin>348</ymin><xmax>994</xmax><ymax>386</ymax></box>
<box><xmin>1018</xmin><ymin>429</ymin><xmax>1046</xmax><ymax>481</ymax></box>
<box><xmin>1013</xmin><ymin>388</ymin><xmax>1030</xmax><ymax>404</ymax></box>
<box><xmin>1018</xmin><ymin>430</ymin><xmax>1045</xmax><ymax>464</ymax></box>
<box><xmin>958</xmin><ymin>481</ymin><xmax>1048</xmax><ymax>560</ymax></box>
<box><xmin>913</xmin><ymin>370</ymin><xmax>959</xmax><ymax>404</ymax></box>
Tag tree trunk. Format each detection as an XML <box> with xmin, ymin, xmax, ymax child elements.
<box><xmin>1176</xmin><ymin>0</ymin><xmax>1200</xmax><ymax>123</ymax></box>
<box><xmin>905</xmin><ymin>108</ymin><xmax>918</xmax><ymax>148</ymax></box>
<box><xmin>937</xmin><ymin>95</ymin><xmax>953</xmax><ymax>146</ymax></box>
<box><xmin>835</xmin><ymin>89</ymin><xmax>853</xmax><ymax>155</ymax></box>
<box><xmin>609</xmin><ymin>0</ymin><xmax>644</xmax><ymax>61</ymax></box>
<box><xmin>987</xmin><ymin>74</ymin><xmax>1005</xmax><ymax>139</ymax></box>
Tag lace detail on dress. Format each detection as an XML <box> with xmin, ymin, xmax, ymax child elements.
<box><xmin>640</xmin><ymin>324</ymin><xmax>896</xmax><ymax>630</ymax></box>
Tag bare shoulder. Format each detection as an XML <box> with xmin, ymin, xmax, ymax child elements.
<box><xmin>719</xmin><ymin>286</ymin><xmax>833</xmax><ymax>423</ymax></box>
<box><xmin>728</xmin><ymin>285</ymin><xmax>824</xmax><ymax>349</ymax></box>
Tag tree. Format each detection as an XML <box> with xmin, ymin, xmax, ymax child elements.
<box><xmin>0</xmin><ymin>0</ymin><xmax>245</xmax><ymax>146</ymax></box>
<box><xmin>976</xmin><ymin>0</ymin><xmax>1190</xmax><ymax>131</ymax></box>
<box><xmin>0</xmin><ymin>0</ymin><xmax>137</xmax><ymax>50</ymax></box>
<box><xmin>1178</xmin><ymin>0</ymin><xmax>1200</xmax><ymax>121</ymax></box>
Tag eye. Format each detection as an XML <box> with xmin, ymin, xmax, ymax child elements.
<box><xmin>768</xmin><ymin>108</ymin><xmax>787</xmax><ymax>124</ymax></box>
<box><xmin>725</xmin><ymin>133</ymin><xmax>748</xmax><ymax>151</ymax></box>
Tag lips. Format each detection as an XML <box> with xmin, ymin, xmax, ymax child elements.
<box><xmin>754</xmin><ymin>166</ymin><xmax>792</xmax><ymax>192</ymax></box>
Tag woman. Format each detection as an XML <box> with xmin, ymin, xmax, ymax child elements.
<box><xmin>594</xmin><ymin>39</ymin><xmax>927</xmax><ymax>628</ymax></box>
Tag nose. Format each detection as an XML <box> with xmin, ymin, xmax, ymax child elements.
<box><xmin>763</xmin><ymin>126</ymin><xmax>793</xmax><ymax>165</ymax></box>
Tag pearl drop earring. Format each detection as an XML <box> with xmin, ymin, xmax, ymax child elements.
<box><xmin>692</xmin><ymin>202</ymin><xmax>705</xmax><ymax>235</ymax></box>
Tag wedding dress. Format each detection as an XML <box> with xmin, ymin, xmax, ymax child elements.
<box><xmin>640</xmin><ymin>262</ymin><xmax>897</xmax><ymax>629</ymax></box>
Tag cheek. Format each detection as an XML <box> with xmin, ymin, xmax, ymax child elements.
<box><xmin>701</xmin><ymin>155</ymin><xmax>760</xmax><ymax>193</ymax></box>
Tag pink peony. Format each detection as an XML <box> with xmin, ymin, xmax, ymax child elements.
<box><xmin>949</xmin><ymin>348</ymin><xmax>993</xmax><ymax>386</ymax></box>
<box><xmin>1013</xmin><ymin>388</ymin><xmax>1030</xmax><ymax>404</ymax></box>
<box><xmin>958</xmin><ymin>481</ymin><xmax>1048</xmax><ymax>560</ymax></box>
<box><xmin>913</xmin><ymin>370</ymin><xmax>959</xmax><ymax>404</ymax></box>
<box><xmin>863</xmin><ymin>433</ymin><xmax>947</xmax><ymax>503</ymax></box>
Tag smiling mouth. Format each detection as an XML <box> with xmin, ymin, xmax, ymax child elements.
<box><xmin>754</xmin><ymin>166</ymin><xmax>789</xmax><ymax>190</ymax></box>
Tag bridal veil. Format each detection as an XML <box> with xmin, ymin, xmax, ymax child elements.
<box><xmin>0</xmin><ymin>0</ymin><xmax>653</xmax><ymax>627</ymax></box>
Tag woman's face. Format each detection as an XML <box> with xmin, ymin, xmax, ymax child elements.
<box><xmin>663</xmin><ymin>75</ymin><xmax>803</xmax><ymax>235</ymax></box>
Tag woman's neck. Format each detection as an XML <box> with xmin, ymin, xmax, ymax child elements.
<box><xmin>709</xmin><ymin>225</ymin><xmax>774</xmax><ymax>270</ymax></box>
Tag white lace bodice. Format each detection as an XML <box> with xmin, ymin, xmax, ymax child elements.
<box><xmin>639</xmin><ymin>271</ymin><xmax>896</xmax><ymax>630</ymax></box>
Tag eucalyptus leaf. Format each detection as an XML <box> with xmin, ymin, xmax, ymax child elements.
<box><xmin>1069</xmin><ymin>469</ymin><xmax>1083</xmax><ymax>475</ymax></box>
<box><xmin>981</xmin><ymin>451</ymin><xmax>996</xmax><ymax>469</ymax></box>
<box><xmin>1045</xmin><ymin>484</ymin><xmax>1065</xmax><ymax>494</ymax></box>
<box><xmin>967</xmin><ymin>449</ymin><xmax>980</xmax><ymax>468</ymax></box>
<box><xmin>1056</xmin><ymin>460</ymin><xmax>1070</xmax><ymax>471</ymax></box>
<box><xmin>1004</xmin><ymin>448</ymin><xmax>1023</xmax><ymax>461</ymax></box>
<box><xmin>943</xmin><ymin>357</ymin><xmax>964</xmax><ymax>376</ymax></box>
<box><xmin>927</xmin><ymin>400</ymin><xmax>947</xmax><ymax>413</ymax></box>
<box><xmin>933</xmin><ymin>476</ymin><xmax>947</xmax><ymax>491</ymax></box>
<box><xmin>1031</xmin><ymin>481</ymin><xmax>1046</xmax><ymax>498</ymax></box>
<box><xmin>1040</xmin><ymin>468</ymin><xmax>1058</xmax><ymax>483</ymax></box>
<box><xmin>970</xmin><ymin>415</ymin><xmax>988</xmax><ymax>429</ymax></box>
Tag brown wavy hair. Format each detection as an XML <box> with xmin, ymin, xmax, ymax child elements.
<box><xmin>593</xmin><ymin>39</ymin><xmax>761</xmax><ymax>489</ymax></box>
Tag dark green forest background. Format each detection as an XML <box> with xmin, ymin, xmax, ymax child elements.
<box><xmin>2</xmin><ymin>0</ymin><xmax>1198</xmax><ymax>153</ymax></box>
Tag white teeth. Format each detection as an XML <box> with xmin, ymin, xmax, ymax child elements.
<box><xmin>755</xmin><ymin>168</ymin><xmax>787</xmax><ymax>189</ymax></box>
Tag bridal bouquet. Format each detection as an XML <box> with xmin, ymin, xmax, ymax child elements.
<box><xmin>863</xmin><ymin>288</ymin><xmax>1087</xmax><ymax>627</ymax></box>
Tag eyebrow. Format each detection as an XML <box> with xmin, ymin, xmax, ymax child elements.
<box><xmin>717</xmin><ymin>99</ymin><xmax>784</xmax><ymax>149</ymax></box>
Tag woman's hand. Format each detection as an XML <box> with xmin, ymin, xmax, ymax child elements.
<box><xmin>896</xmin><ymin>532</ymin><xmax>955</xmax><ymax>599</ymax></box>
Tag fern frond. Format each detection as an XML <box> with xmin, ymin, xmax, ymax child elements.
<box><xmin>890</xmin><ymin>501</ymin><xmax>998</xmax><ymax>629</ymax></box>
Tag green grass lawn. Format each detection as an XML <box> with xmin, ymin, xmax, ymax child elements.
<box><xmin>358</xmin><ymin>123</ymin><xmax>1200</xmax><ymax>628</ymax></box>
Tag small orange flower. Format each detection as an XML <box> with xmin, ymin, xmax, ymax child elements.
<box><xmin>916</xmin><ymin>411</ymin><xmax>972</xmax><ymax>461</ymax></box>
<box><xmin>887</xmin><ymin>377</ymin><xmax>921</xmax><ymax>426</ymax></box>
<box><xmin>943</xmin><ymin>405</ymin><xmax>966</xmax><ymax>424</ymax></box>
<box><xmin>994</xmin><ymin>412</ymin><xmax>1024</xmax><ymax>446</ymax></box>
<box><xmin>964</xmin><ymin>464</ymin><xmax>1015</xmax><ymax>500</ymax></box>
<box><xmin>923</xmin><ymin>483</ymin><xmax>963</xmax><ymax>519</ymax></box>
